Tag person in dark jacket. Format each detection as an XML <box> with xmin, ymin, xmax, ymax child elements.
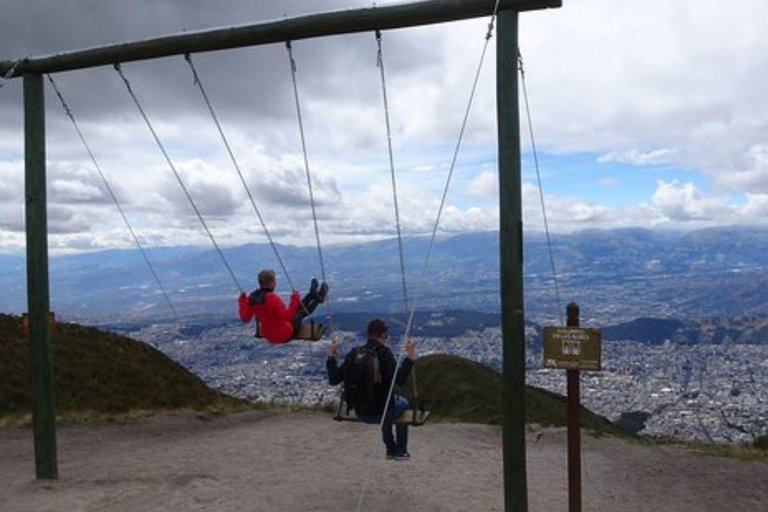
<box><xmin>327</xmin><ymin>318</ymin><xmax>416</xmax><ymax>460</ymax></box>
<box><xmin>238</xmin><ymin>269</ymin><xmax>327</xmax><ymax>344</ymax></box>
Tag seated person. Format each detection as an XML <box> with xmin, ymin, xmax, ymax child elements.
<box><xmin>238</xmin><ymin>269</ymin><xmax>328</xmax><ymax>344</ymax></box>
<box><xmin>326</xmin><ymin>318</ymin><xmax>416</xmax><ymax>460</ymax></box>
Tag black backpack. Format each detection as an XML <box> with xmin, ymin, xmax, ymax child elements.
<box><xmin>343</xmin><ymin>346</ymin><xmax>382</xmax><ymax>416</ymax></box>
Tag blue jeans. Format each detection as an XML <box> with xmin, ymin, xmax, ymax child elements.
<box><xmin>360</xmin><ymin>394</ymin><xmax>411</xmax><ymax>455</ymax></box>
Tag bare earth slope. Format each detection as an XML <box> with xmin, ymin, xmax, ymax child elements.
<box><xmin>1</xmin><ymin>410</ymin><xmax>767</xmax><ymax>512</ymax></box>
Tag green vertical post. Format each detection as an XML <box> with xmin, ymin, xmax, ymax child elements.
<box><xmin>497</xmin><ymin>10</ymin><xmax>526</xmax><ymax>512</ymax></box>
<box><xmin>24</xmin><ymin>72</ymin><xmax>58</xmax><ymax>480</ymax></box>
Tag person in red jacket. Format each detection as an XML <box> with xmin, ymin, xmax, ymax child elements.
<box><xmin>238</xmin><ymin>269</ymin><xmax>328</xmax><ymax>344</ymax></box>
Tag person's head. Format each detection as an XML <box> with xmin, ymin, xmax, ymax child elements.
<box><xmin>367</xmin><ymin>318</ymin><xmax>389</xmax><ymax>342</ymax></box>
<box><xmin>258</xmin><ymin>269</ymin><xmax>276</xmax><ymax>290</ymax></box>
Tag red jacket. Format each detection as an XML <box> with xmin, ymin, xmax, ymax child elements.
<box><xmin>239</xmin><ymin>288</ymin><xmax>300</xmax><ymax>344</ymax></box>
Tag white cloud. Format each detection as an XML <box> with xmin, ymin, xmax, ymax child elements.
<box><xmin>50</xmin><ymin>179</ymin><xmax>105</xmax><ymax>203</ymax></box>
<box><xmin>440</xmin><ymin>205</ymin><xmax>497</xmax><ymax>233</ymax></box>
<box><xmin>522</xmin><ymin>0</ymin><xmax>768</xmax><ymax>184</ymax></box>
<box><xmin>715</xmin><ymin>144</ymin><xmax>768</xmax><ymax>193</ymax></box>
<box><xmin>0</xmin><ymin>227</ymin><xmax>25</xmax><ymax>252</ymax></box>
<box><xmin>0</xmin><ymin>203</ymin><xmax>24</xmax><ymax>232</ymax></box>
<box><xmin>0</xmin><ymin>161</ymin><xmax>23</xmax><ymax>202</ymax></box>
<box><xmin>742</xmin><ymin>193</ymin><xmax>768</xmax><ymax>217</ymax></box>
<box><xmin>466</xmin><ymin>170</ymin><xmax>497</xmax><ymax>198</ymax></box>
<box><xmin>521</xmin><ymin>180</ymin><xmax>737</xmax><ymax>232</ymax></box>
<box><xmin>3</xmin><ymin>0</ymin><xmax>768</xmax><ymax>252</ymax></box>
<box><xmin>651</xmin><ymin>179</ymin><xmax>731</xmax><ymax>221</ymax></box>
<box><xmin>597</xmin><ymin>148</ymin><xmax>677</xmax><ymax>167</ymax></box>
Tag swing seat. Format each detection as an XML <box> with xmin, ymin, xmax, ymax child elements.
<box><xmin>333</xmin><ymin>399</ymin><xmax>430</xmax><ymax>426</ymax></box>
<box><xmin>254</xmin><ymin>320</ymin><xmax>325</xmax><ymax>342</ymax></box>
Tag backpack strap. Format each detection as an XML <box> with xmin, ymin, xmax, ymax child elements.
<box><xmin>371</xmin><ymin>348</ymin><xmax>381</xmax><ymax>385</ymax></box>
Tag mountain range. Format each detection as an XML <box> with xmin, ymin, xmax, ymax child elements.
<box><xmin>3</xmin><ymin>225</ymin><xmax>768</xmax><ymax>330</ymax></box>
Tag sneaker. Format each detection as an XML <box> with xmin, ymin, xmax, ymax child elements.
<box><xmin>309</xmin><ymin>278</ymin><xmax>319</xmax><ymax>296</ymax></box>
<box><xmin>387</xmin><ymin>451</ymin><xmax>410</xmax><ymax>461</ymax></box>
<box><xmin>317</xmin><ymin>282</ymin><xmax>329</xmax><ymax>303</ymax></box>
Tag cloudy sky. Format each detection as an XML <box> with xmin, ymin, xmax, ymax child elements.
<box><xmin>1</xmin><ymin>0</ymin><xmax>767</xmax><ymax>254</ymax></box>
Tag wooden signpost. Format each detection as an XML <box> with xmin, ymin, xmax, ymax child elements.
<box><xmin>543</xmin><ymin>303</ymin><xmax>602</xmax><ymax>512</ymax></box>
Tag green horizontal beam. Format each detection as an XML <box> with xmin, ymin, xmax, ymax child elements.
<box><xmin>1</xmin><ymin>0</ymin><xmax>560</xmax><ymax>76</ymax></box>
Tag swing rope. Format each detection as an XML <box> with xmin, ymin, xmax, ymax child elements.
<box><xmin>518</xmin><ymin>50</ymin><xmax>563</xmax><ymax>324</ymax></box>
<box><xmin>354</xmin><ymin>4</ymin><xmax>503</xmax><ymax>509</ymax></box>
<box><xmin>375</xmin><ymin>30</ymin><xmax>410</xmax><ymax>319</ymax></box>
<box><xmin>354</xmin><ymin>32</ymin><xmax>420</xmax><ymax>512</ymax></box>
<box><xmin>114</xmin><ymin>63</ymin><xmax>243</xmax><ymax>293</ymax></box>
<box><xmin>374</xmin><ymin>29</ymin><xmax>421</xmax><ymax>404</ymax></box>
<box><xmin>182</xmin><ymin>53</ymin><xmax>304</xmax><ymax>303</ymax></box>
<box><xmin>402</xmin><ymin>0</ymin><xmax>503</xmax><ymax>341</ymax></box>
<box><xmin>46</xmin><ymin>74</ymin><xmax>180</xmax><ymax>320</ymax></box>
<box><xmin>286</xmin><ymin>41</ymin><xmax>334</xmax><ymax>327</ymax></box>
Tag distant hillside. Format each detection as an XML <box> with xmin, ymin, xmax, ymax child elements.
<box><xmin>401</xmin><ymin>354</ymin><xmax>629</xmax><ymax>436</ymax></box>
<box><xmin>0</xmin><ymin>314</ymin><xmax>246</xmax><ymax>425</ymax></box>
<box><xmin>5</xmin><ymin>225</ymin><xmax>768</xmax><ymax>324</ymax></box>
<box><xmin>603</xmin><ymin>318</ymin><xmax>685</xmax><ymax>344</ymax></box>
<box><xmin>602</xmin><ymin>316</ymin><xmax>768</xmax><ymax>345</ymax></box>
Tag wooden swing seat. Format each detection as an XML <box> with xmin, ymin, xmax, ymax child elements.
<box><xmin>334</xmin><ymin>400</ymin><xmax>430</xmax><ymax>426</ymax></box>
<box><xmin>253</xmin><ymin>319</ymin><xmax>325</xmax><ymax>342</ymax></box>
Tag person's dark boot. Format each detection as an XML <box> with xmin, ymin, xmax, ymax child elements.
<box><xmin>309</xmin><ymin>278</ymin><xmax>319</xmax><ymax>296</ymax></box>
<box><xmin>317</xmin><ymin>282</ymin><xmax>329</xmax><ymax>303</ymax></box>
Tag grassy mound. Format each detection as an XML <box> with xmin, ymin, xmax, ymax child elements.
<box><xmin>401</xmin><ymin>354</ymin><xmax>629</xmax><ymax>437</ymax></box>
<box><xmin>0</xmin><ymin>313</ymin><xmax>246</xmax><ymax>425</ymax></box>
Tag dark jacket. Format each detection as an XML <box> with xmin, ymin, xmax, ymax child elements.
<box><xmin>327</xmin><ymin>338</ymin><xmax>413</xmax><ymax>414</ymax></box>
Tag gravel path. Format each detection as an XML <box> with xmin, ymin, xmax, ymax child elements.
<box><xmin>1</xmin><ymin>410</ymin><xmax>767</xmax><ymax>512</ymax></box>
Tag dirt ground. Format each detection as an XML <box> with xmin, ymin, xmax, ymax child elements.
<box><xmin>1</xmin><ymin>410</ymin><xmax>767</xmax><ymax>512</ymax></box>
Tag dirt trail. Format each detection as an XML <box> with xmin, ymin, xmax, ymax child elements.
<box><xmin>1</xmin><ymin>410</ymin><xmax>766</xmax><ymax>512</ymax></box>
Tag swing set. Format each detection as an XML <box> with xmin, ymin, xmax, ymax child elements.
<box><xmin>1</xmin><ymin>2</ymin><xmax>562</xmax><ymax>511</ymax></box>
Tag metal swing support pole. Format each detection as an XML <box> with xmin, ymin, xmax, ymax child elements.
<box><xmin>24</xmin><ymin>72</ymin><xmax>58</xmax><ymax>480</ymax></box>
<box><xmin>497</xmin><ymin>10</ymin><xmax>527</xmax><ymax>512</ymax></box>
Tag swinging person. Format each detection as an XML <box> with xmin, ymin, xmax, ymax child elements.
<box><xmin>238</xmin><ymin>269</ymin><xmax>328</xmax><ymax>344</ymax></box>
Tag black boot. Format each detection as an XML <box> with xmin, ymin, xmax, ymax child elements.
<box><xmin>309</xmin><ymin>278</ymin><xmax>319</xmax><ymax>297</ymax></box>
<box><xmin>317</xmin><ymin>282</ymin><xmax>329</xmax><ymax>303</ymax></box>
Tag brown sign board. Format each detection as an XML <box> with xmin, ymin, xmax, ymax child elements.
<box><xmin>543</xmin><ymin>326</ymin><xmax>602</xmax><ymax>371</ymax></box>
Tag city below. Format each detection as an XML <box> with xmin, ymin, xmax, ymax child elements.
<box><xmin>123</xmin><ymin>317</ymin><xmax>768</xmax><ymax>445</ymax></box>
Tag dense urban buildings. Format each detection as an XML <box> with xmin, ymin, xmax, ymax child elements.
<box><xmin>131</xmin><ymin>322</ymin><xmax>768</xmax><ymax>444</ymax></box>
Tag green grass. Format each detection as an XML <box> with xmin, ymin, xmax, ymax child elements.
<box><xmin>0</xmin><ymin>313</ymin><xmax>248</xmax><ymax>426</ymax></box>
<box><xmin>400</xmin><ymin>354</ymin><xmax>768</xmax><ymax>461</ymax></box>
<box><xmin>643</xmin><ymin>434</ymin><xmax>768</xmax><ymax>463</ymax></box>
<box><xmin>401</xmin><ymin>354</ymin><xmax>630</xmax><ymax>437</ymax></box>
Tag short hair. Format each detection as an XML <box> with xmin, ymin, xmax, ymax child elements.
<box><xmin>367</xmin><ymin>318</ymin><xmax>389</xmax><ymax>339</ymax></box>
<box><xmin>258</xmin><ymin>269</ymin><xmax>276</xmax><ymax>288</ymax></box>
